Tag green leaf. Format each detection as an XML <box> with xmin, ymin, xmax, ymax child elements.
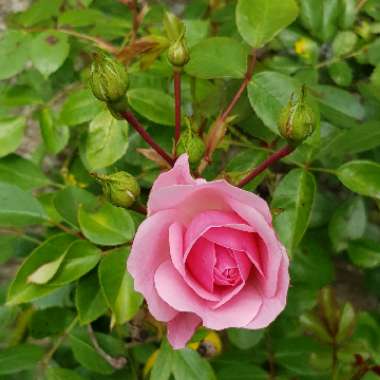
<box><xmin>46</xmin><ymin>367</ymin><xmax>86</xmax><ymax>380</ymax></box>
<box><xmin>30</xmin><ymin>31</ymin><xmax>70</xmax><ymax>77</ymax></box>
<box><xmin>70</xmin><ymin>329</ymin><xmax>114</xmax><ymax>375</ymax></box>
<box><xmin>328</xmin><ymin>61</ymin><xmax>353</xmax><ymax>87</ymax></box>
<box><xmin>332</xmin><ymin>31</ymin><xmax>357</xmax><ymax>57</ymax></box>
<box><xmin>227</xmin><ymin>329</ymin><xmax>264</xmax><ymax>350</ymax></box>
<box><xmin>236</xmin><ymin>0</ymin><xmax>299</xmax><ymax>48</ymax></box>
<box><xmin>0</xmin><ymin>182</ymin><xmax>47</xmax><ymax>227</ymax></box>
<box><xmin>0</xmin><ymin>344</ymin><xmax>44</xmax><ymax>375</ymax></box>
<box><xmin>299</xmin><ymin>312</ymin><xmax>332</xmax><ymax>343</ymax></box>
<box><xmin>172</xmin><ymin>349</ymin><xmax>216</xmax><ymax>380</ymax></box>
<box><xmin>185</xmin><ymin>37</ymin><xmax>247</xmax><ymax>79</ymax></box>
<box><xmin>78</xmin><ymin>202</ymin><xmax>135</xmax><ymax>246</ymax></box>
<box><xmin>319</xmin><ymin>122</ymin><xmax>380</xmax><ymax>159</ymax></box>
<box><xmin>0</xmin><ymin>154</ymin><xmax>50</xmax><ymax>190</ymax></box>
<box><xmin>0</xmin><ymin>235</ymin><xmax>19</xmax><ymax>264</ymax></box>
<box><xmin>272</xmin><ymin>169</ymin><xmax>316</xmax><ymax>252</ymax></box>
<box><xmin>39</xmin><ymin>108</ymin><xmax>69</xmax><ymax>154</ymax></box>
<box><xmin>311</xmin><ymin>85</ymin><xmax>365</xmax><ymax>121</ymax></box>
<box><xmin>54</xmin><ymin>187</ymin><xmax>97</xmax><ymax>229</ymax></box>
<box><xmin>81</xmin><ymin>110</ymin><xmax>129</xmax><ymax>171</ymax></box>
<box><xmin>0</xmin><ymin>116</ymin><xmax>26</xmax><ymax>158</ymax></box>
<box><xmin>28</xmin><ymin>307</ymin><xmax>75</xmax><ymax>339</ymax></box>
<box><xmin>76</xmin><ymin>271</ymin><xmax>108</xmax><ymax>324</ymax></box>
<box><xmin>60</xmin><ymin>89</ymin><xmax>103</xmax><ymax>127</ymax></box>
<box><xmin>27</xmin><ymin>252</ymin><xmax>66</xmax><ymax>284</ymax></box>
<box><xmin>151</xmin><ymin>340</ymin><xmax>174</xmax><ymax>380</ymax></box>
<box><xmin>127</xmin><ymin>88</ymin><xmax>175</xmax><ymax>126</ymax></box>
<box><xmin>339</xmin><ymin>0</ymin><xmax>357</xmax><ymax>29</ymax></box>
<box><xmin>298</xmin><ymin>0</ymin><xmax>323</xmax><ymax>37</ymax></box>
<box><xmin>48</xmin><ymin>240</ymin><xmax>102</xmax><ymax>287</ymax></box>
<box><xmin>99</xmin><ymin>247</ymin><xmax>143</xmax><ymax>325</ymax></box>
<box><xmin>336</xmin><ymin>302</ymin><xmax>355</xmax><ymax>343</ymax></box>
<box><xmin>16</xmin><ymin>0</ymin><xmax>63</xmax><ymax>27</ymax></box>
<box><xmin>0</xmin><ymin>30</ymin><xmax>30</xmax><ymax>80</ymax></box>
<box><xmin>328</xmin><ymin>197</ymin><xmax>366</xmax><ymax>252</ymax></box>
<box><xmin>7</xmin><ymin>234</ymin><xmax>77</xmax><ymax>305</ymax></box>
<box><xmin>217</xmin><ymin>363</ymin><xmax>268</xmax><ymax>380</ymax></box>
<box><xmin>337</xmin><ymin>160</ymin><xmax>380</xmax><ymax>200</ymax></box>
<box><xmin>348</xmin><ymin>239</ymin><xmax>380</xmax><ymax>269</ymax></box>
<box><xmin>58</xmin><ymin>8</ymin><xmax>103</xmax><ymax>27</ymax></box>
<box><xmin>319</xmin><ymin>0</ymin><xmax>340</xmax><ymax>42</ymax></box>
<box><xmin>248</xmin><ymin>71</ymin><xmax>299</xmax><ymax>133</ymax></box>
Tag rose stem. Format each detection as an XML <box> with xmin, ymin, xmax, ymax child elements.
<box><xmin>200</xmin><ymin>49</ymin><xmax>257</xmax><ymax>170</ymax></box>
<box><xmin>174</xmin><ymin>69</ymin><xmax>182</xmax><ymax>158</ymax></box>
<box><xmin>237</xmin><ymin>145</ymin><xmax>294</xmax><ymax>188</ymax></box>
<box><xmin>120</xmin><ymin>110</ymin><xmax>175</xmax><ymax>167</ymax></box>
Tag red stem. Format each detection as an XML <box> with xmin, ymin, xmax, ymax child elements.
<box><xmin>121</xmin><ymin>111</ymin><xmax>174</xmax><ymax>167</ymax></box>
<box><xmin>238</xmin><ymin>145</ymin><xmax>294</xmax><ymax>188</ymax></box>
<box><xmin>204</xmin><ymin>49</ymin><xmax>257</xmax><ymax>160</ymax></box>
<box><xmin>174</xmin><ymin>70</ymin><xmax>182</xmax><ymax>156</ymax></box>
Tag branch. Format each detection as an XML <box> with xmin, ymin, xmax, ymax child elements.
<box><xmin>87</xmin><ymin>325</ymin><xmax>127</xmax><ymax>369</ymax></box>
<box><xmin>173</xmin><ymin>70</ymin><xmax>182</xmax><ymax>157</ymax></box>
<box><xmin>237</xmin><ymin>145</ymin><xmax>294</xmax><ymax>188</ymax></box>
<box><xmin>120</xmin><ymin>111</ymin><xmax>174</xmax><ymax>167</ymax></box>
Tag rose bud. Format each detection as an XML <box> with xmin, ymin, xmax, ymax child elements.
<box><xmin>94</xmin><ymin>171</ymin><xmax>140</xmax><ymax>208</ymax></box>
<box><xmin>90</xmin><ymin>52</ymin><xmax>128</xmax><ymax>103</ymax></box>
<box><xmin>128</xmin><ymin>154</ymin><xmax>289</xmax><ymax>349</ymax></box>
<box><xmin>167</xmin><ymin>36</ymin><xmax>190</xmax><ymax>68</ymax></box>
<box><xmin>177</xmin><ymin>126</ymin><xmax>205</xmax><ymax>165</ymax></box>
<box><xmin>278</xmin><ymin>87</ymin><xmax>316</xmax><ymax>145</ymax></box>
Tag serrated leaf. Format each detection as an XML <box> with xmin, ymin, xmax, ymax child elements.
<box><xmin>272</xmin><ymin>169</ymin><xmax>316</xmax><ymax>252</ymax></box>
<box><xmin>0</xmin><ymin>116</ymin><xmax>26</xmax><ymax>158</ymax></box>
<box><xmin>99</xmin><ymin>247</ymin><xmax>142</xmax><ymax>325</ymax></box>
<box><xmin>337</xmin><ymin>160</ymin><xmax>380</xmax><ymax>200</ymax></box>
<box><xmin>81</xmin><ymin>110</ymin><xmax>129</xmax><ymax>171</ymax></box>
<box><xmin>127</xmin><ymin>88</ymin><xmax>175</xmax><ymax>126</ymax></box>
<box><xmin>236</xmin><ymin>0</ymin><xmax>299</xmax><ymax>48</ymax></box>
<box><xmin>0</xmin><ymin>182</ymin><xmax>47</xmax><ymax>227</ymax></box>
<box><xmin>78</xmin><ymin>202</ymin><xmax>135</xmax><ymax>246</ymax></box>
<box><xmin>30</xmin><ymin>31</ymin><xmax>70</xmax><ymax>77</ymax></box>
<box><xmin>76</xmin><ymin>271</ymin><xmax>108</xmax><ymax>324</ymax></box>
<box><xmin>185</xmin><ymin>37</ymin><xmax>247</xmax><ymax>79</ymax></box>
<box><xmin>0</xmin><ymin>154</ymin><xmax>50</xmax><ymax>190</ymax></box>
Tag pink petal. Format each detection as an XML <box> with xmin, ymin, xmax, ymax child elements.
<box><xmin>167</xmin><ymin>313</ymin><xmax>201</xmax><ymax>349</ymax></box>
<box><xmin>169</xmin><ymin>223</ymin><xmax>219</xmax><ymax>301</ymax></box>
<box><xmin>186</xmin><ymin>237</ymin><xmax>216</xmax><ymax>293</ymax></box>
<box><xmin>229</xmin><ymin>199</ymin><xmax>284</xmax><ymax>298</ymax></box>
<box><xmin>154</xmin><ymin>260</ymin><xmax>262</xmax><ymax>330</ymax></box>
<box><xmin>245</xmin><ymin>254</ymin><xmax>289</xmax><ymax>329</ymax></box>
<box><xmin>184</xmin><ymin>210</ymin><xmax>247</xmax><ymax>260</ymax></box>
<box><xmin>127</xmin><ymin>210</ymin><xmax>178</xmax><ymax>322</ymax></box>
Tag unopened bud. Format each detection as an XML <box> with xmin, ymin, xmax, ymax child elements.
<box><xmin>90</xmin><ymin>52</ymin><xmax>128</xmax><ymax>103</ymax></box>
<box><xmin>278</xmin><ymin>87</ymin><xmax>316</xmax><ymax>145</ymax></box>
<box><xmin>168</xmin><ymin>36</ymin><xmax>190</xmax><ymax>68</ymax></box>
<box><xmin>94</xmin><ymin>171</ymin><xmax>140</xmax><ymax>208</ymax></box>
<box><xmin>177</xmin><ymin>127</ymin><xmax>205</xmax><ymax>164</ymax></box>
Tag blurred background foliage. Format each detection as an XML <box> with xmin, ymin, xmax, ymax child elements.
<box><xmin>0</xmin><ymin>0</ymin><xmax>380</xmax><ymax>379</ymax></box>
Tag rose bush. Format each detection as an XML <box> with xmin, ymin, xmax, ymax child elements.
<box><xmin>128</xmin><ymin>154</ymin><xmax>289</xmax><ymax>348</ymax></box>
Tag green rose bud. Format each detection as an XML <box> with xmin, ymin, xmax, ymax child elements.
<box><xmin>278</xmin><ymin>87</ymin><xmax>316</xmax><ymax>145</ymax></box>
<box><xmin>94</xmin><ymin>171</ymin><xmax>140</xmax><ymax>208</ymax></box>
<box><xmin>168</xmin><ymin>36</ymin><xmax>190</xmax><ymax>68</ymax></box>
<box><xmin>90</xmin><ymin>52</ymin><xmax>128</xmax><ymax>103</ymax></box>
<box><xmin>177</xmin><ymin>127</ymin><xmax>205</xmax><ymax>165</ymax></box>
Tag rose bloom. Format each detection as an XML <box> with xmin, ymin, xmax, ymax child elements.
<box><xmin>128</xmin><ymin>154</ymin><xmax>289</xmax><ymax>349</ymax></box>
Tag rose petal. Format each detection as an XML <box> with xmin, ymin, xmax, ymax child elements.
<box><xmin>229</xmin><ymin>199</ymin><xmax>284</xmax><ymax>298</ymax></box>
<box><xmin>167</xmin><ymin>313</ymin><xmax>201</xmax><ymax>349</ymax></box>
<box><xmin>154</xmin><ymin>260</ymin><xmax>262</xmax><ymax>330</ymax></box>
<box><xmin>245</xmin><ymin>254</ymin><xmax>289</xmax><ymax>329</ymax></box>
<box><xmin>169</xmin><ymin>223</ymin><xmax>219</xmax><ymax>301</ymax></box>
<box><xmin>128</xmin><ymin>210</ymin><xmax>178</xmax><ymax>322</ymax></box>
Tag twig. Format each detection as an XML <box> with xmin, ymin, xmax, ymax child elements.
<box><xmin>87</xmin><ymin>325</ymin><xmax>127</xmax><ymax>369</ymax></box>
<box><xmin>237</xmin><ymin>145</ymin><xmax>294</xmax><ymax>188</ymax></box>
<box><xmin>40</xmin><ymin>316</ymin><xmax>78</xmax><ymax>370</ymax></box>
<box><xmin>199</xmin><ymin>49</ymin><xmax>257</xmax><ymax>173</ymax></box>
<box><xmin>121</xmin><ymin>111</ymin><xmax>174</xmax><ymax>167</ymax></box>
<box><xmin>173</xmin><ymin>70</ymin><xmax>182</xmax><ymax>157</ymax></box>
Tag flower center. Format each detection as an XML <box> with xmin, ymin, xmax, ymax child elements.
<box><xmin>213</xmin><ymin>247</ymin><xmax>242</xmax><ymax>286</ymax></box>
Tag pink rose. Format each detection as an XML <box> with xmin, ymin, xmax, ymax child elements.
<box><xmin>128</xmin><ymin>154</ymin><xmax>289</xmax><ymax>349</ymax></box>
